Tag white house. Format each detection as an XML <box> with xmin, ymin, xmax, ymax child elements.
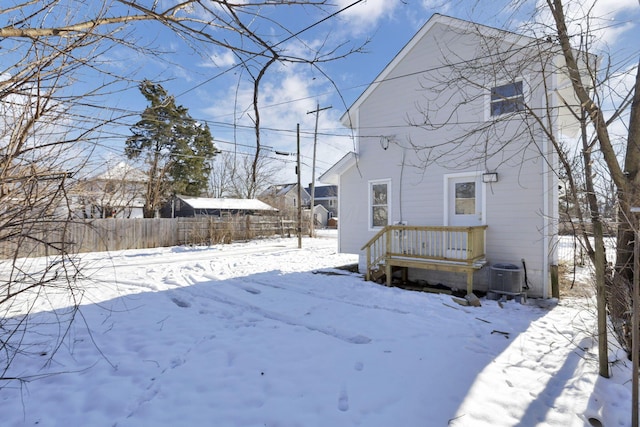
<box><xmin>305</xmin><ymin>185</ymin><xmax>338</xmax><ymax>222</ymax></box>
<box><xmin>74</xmin><ymin>161</ymin><xmax>147</xmax><ymax>218</ymax></box>
<box><xmin>321</xmin><ymin>14</ymin><xmax>581</xmax><ymax>298</ymax></box>
<box><xmin>258</xmin><ymin>183</ymin><xmax>311</xmax><ymax>215</ymax></box>
<box><xmin>312</xmin><ymin>203</ymin><xmax>329</xmax><ymax>228</ymax></box>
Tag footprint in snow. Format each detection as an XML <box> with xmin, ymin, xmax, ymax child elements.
<box><xmin>170</xmin><ymin>357</ymin><xmax>184</xmax><ymax>368</ymax></box>
<box><xmin>171</xmin><ymin>297</ymin><xmax>191</xmax><ymax>308</ymax></box>
<box><xmin>337</xmin><ymin>387</ymin><xmax>349</xmax><ymax>412</ymax></box>
<box><xmin>347</xmin><ymin>335</ymin><xmax>371</xmax><ymax>344</ymax></box>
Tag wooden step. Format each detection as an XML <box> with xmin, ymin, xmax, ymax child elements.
<box><xmin>370</xmin><ymin>266</ymin><xmax>385</xmax><ymax>282</ymax></box>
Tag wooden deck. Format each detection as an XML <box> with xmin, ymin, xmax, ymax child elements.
<box><xmin>361</xmin><ymin>225</ymin><xmax>488</xmax><ymax>294</ymax></box>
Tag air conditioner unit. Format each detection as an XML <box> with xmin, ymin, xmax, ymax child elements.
<box><xmin>490</xmin><ymin>263</ymin><xmax>523</xmax><ymax>294</ymax></box>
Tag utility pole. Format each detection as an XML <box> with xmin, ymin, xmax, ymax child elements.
<box><xmin>274</xmin><ymin>128</ymin><xmax>302</xmax><ymax>249</ymax></box>
<box><xmin>306</xmin><ymin>103</ymin><xmax>331</xmax><ymax>237</ymax></box>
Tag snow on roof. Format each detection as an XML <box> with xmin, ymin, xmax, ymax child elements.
<box><xmin>258</xmin><ymin>183</ymin><xmax>297</xmax><ymax>197</ymax></box>
<box><xmin>179</xmin><ymin>196</ymin><xmax>277</xmax><ymax>211</ymax></box>
<box><xmin>93</xmin><ymin>162</ymin><xmax>147</xmax><ymax>182</ymax></box>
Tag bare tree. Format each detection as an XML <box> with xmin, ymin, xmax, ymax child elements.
<box><xmin>209</xmin><ymin>151</ymin><xmax>237</xmax><ymax>198</ymax></box>
<box><xmin>0</xmin><ymin>0</ymin><xmax>362</xmax><ymax>385</ymax></box>
<box><xmin>223</xmin><ymin>1</ymin><xmax>367</xmax><ymax>186</ymax></box>
<box><xmin>209</xmin><ymin>150</ymin><xmax>283</xmax><ymax>199</ymax></box>
<box><xmin>541</xmin><ymin>0</ymin><xmax>640</xmax><ymax>360</ymax></box>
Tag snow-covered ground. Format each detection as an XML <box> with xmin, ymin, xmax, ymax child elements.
<box><xmin>0</xmin><ymin>231</ymin><xmax>632</xmax><ymax>426</ymax></box>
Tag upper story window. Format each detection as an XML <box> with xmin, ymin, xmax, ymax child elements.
<box><xmin>490</xmin><ymin>81</ymin><xmax>524</xmax><ymax>116</ymax></box>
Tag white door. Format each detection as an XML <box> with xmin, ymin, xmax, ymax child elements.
<box><xmin>446</xmin><ymin>175</ymin><xmax>483</xmax><ymax>255</ymax></box>
<box><xmin>447</xmin><ymin>175</ymin><xmax>483</xmax><ymax>227</ymax></box>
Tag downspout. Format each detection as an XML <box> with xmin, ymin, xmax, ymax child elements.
<box><xmin>542</xmin><ymin>131</ymin><xmax>550</xmax><ymax>300</ymax></box>
<box><xmin>337</xmin><ymin>177</ymin><xmax>342</xmax><ymax>254</ymax></box>
<box><xmin>399</xmin><ymin>148</ymin><xmax>405</xmax><ymax>223</ymax></box>
<box><xmin>541</xmin><ymin>67</ymin><xmax>558</xmax><ymax>299</ymax></box>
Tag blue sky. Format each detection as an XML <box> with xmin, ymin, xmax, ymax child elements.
<box><xmin>94</xmin><ymin>0</ymin><xmax>640</xmax><ymax>186</ymax></box>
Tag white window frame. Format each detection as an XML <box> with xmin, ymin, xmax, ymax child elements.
<box><xmin>485</xmin><ymin>77</ymin><xmax>528</xmax><ymax>120</ymax></box>
<box><xmin>368</xmin><ymin>179</ymin><xmax>391</xmax><ymax>230</ymax></box>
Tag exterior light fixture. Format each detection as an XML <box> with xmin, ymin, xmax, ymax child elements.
<box><xmin>482</xmin><ymin>172</ymin><xmax>499</xmax><ymax>183</ymax></box>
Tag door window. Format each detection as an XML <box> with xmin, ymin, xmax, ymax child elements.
<box><xmin>455</xmin><ymin>182</ymin><xmax>476</xmax><ymax>215</ymax></box>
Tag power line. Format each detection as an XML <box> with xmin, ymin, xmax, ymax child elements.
<box><xmin>175</xmin><ymin>0</ymin><xmax>368</xmax><ymax>99</ymax></box>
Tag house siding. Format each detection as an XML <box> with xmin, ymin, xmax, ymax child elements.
<box><xmin>336</xmin><ymin>16</ymin><xmax>561</xmax><ymax>298</ymax></box>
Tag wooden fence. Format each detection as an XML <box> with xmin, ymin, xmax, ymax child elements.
<box><xmin>0</xmin><ymin>216</ymin><xmax>302</xmax><ymax>259</ymax></box>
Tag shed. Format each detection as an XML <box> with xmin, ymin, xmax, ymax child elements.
<box><xmin>164</xmin><ymin>195</ymin><xmax>278</xmax><ymax>218</ymax></box>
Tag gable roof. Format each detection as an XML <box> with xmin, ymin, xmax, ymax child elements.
<box><xmin>178</xmin><ymin>196</ymin><xmax>277</xmax><ymax>211</ymax></box>
<box><xmin>259</xmin><ymin>183</ymin><xmax>311</xmax><ymax>199</ymax></box>
<box><xmin>313</xmin><ymin>204</ymin><xmax>329</xmax><ymax>214</ymax></box>
<box><xmin>319</xmin><ymin>152</ymin><xmax>357</xmax><ymax>185</ymax></box>
<box><xmin>340</xmin><ymin>13</ymin><xmax>537</xmax><ymax>128</ymax></box>
<box><xmin>92</xmin><ymin>161</ymin><xmax>147</xmax><ymax>182</ymax></box>
<box><xmin>305</xmin><ymin>185</ymin><xmax>337</xmax><ymax>199</ymax></box>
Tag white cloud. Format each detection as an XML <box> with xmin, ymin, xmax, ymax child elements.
<box><xmin>201</xmin><ymin>49</ymin><xmax>237</xmax><ymax>68</ymax></box>
<box><xmin>534</xmin><ymin>0</ymin><xmax>639</xmax><ymax>48</ymax></box>
<box><xmin>335</xmin><ymin>0</ymin><xmax>403</xmax><ymax>34</ymax></box>
<box><xmin>589</xmin><ymin>0</ymin><xmax>638</xmax><ymax>45</ymax></box>
<box><xmin>202</xmin><ymin>62</ymin><xmax>351</xmax><ymax>184</ymax></box>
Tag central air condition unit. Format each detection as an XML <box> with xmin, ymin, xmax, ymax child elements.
<box><xmin>490</xmin><ymin>263</ymin><xmax>523</xmax><ymax>294</ymax></box>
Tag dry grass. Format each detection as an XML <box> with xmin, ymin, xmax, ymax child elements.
<box><xmin>558</xmin><ymin>261</ymin><xmax>595</xmax><ymax>299</ymax></box>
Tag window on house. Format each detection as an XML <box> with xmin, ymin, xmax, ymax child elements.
<box><xmin>329</xmin><ymin>199</ymin><xmax>334</xmax><ymax>207</ymax></box>
<box><xmin>370</xmin><ymin>180</ymin><xmax>390</xmax><ymax>228</ymax></box>
<box><xmin>490</xmin><ymin>81</ymin><xmax>524</xmax><ymax>116</ymax></box>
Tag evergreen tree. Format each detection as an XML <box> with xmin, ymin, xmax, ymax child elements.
<box><xmin>126</xmin><ymin>80</ymin><xmax>217</xmax><ymax>217</ymax></box>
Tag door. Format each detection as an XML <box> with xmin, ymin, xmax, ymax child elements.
<box><xmin>446</xmin><ymin>175</ymin><xmax>483</xmax><ymax>256</ymax></box>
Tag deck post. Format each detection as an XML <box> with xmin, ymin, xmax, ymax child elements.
<box><xmin>385</xmin><ymin>228</ymin><xmax>392</xmax><ymax>286</ymax></box>
<box><xmin>365</xmin><ymin>246</ymin><xmax>371</xmax><ymax>281</ymax></box>
<box><xmin>385</xmin><ymin>261</ymin><xmax>392</xmax><ymax>287</ymax></box>
<box><xmin>466</xmin><ymin>269</ymin><xmax>473</xmax><ymax>295</ymax></box>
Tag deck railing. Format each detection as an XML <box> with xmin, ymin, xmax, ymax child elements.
<box><xmin>361</xmin><ymin>225</ymin><xmax>488</xmax><ymax>281</ymax></box>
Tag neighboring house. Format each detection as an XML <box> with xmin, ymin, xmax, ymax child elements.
<box><xmin>75</xmin><ymin>161</ymin><xmax>146</xmax><ymax>218</ymax></box>
<box><xmin>163</xmin><ymin>195</ymin><xmax>277</xmax><ymax>217</ymax></box>
<box><xmin>305</xmin><ymin>185</ymin><xmax>338</xmax><ymax>223</ymax></box>
<box><xmin>320</xmin><ymin>14</ymin><xmax>581</xmax><ymax>299</ymax></box>
<box><xmin>312</xmin><ymin>204</ymin><xmax>329</xmax><ymax>229</ymax></box>
<box><xmin>258</xmin><ymin>183</ymin><xmax>311</xmax><ymax>216</ymax></box>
